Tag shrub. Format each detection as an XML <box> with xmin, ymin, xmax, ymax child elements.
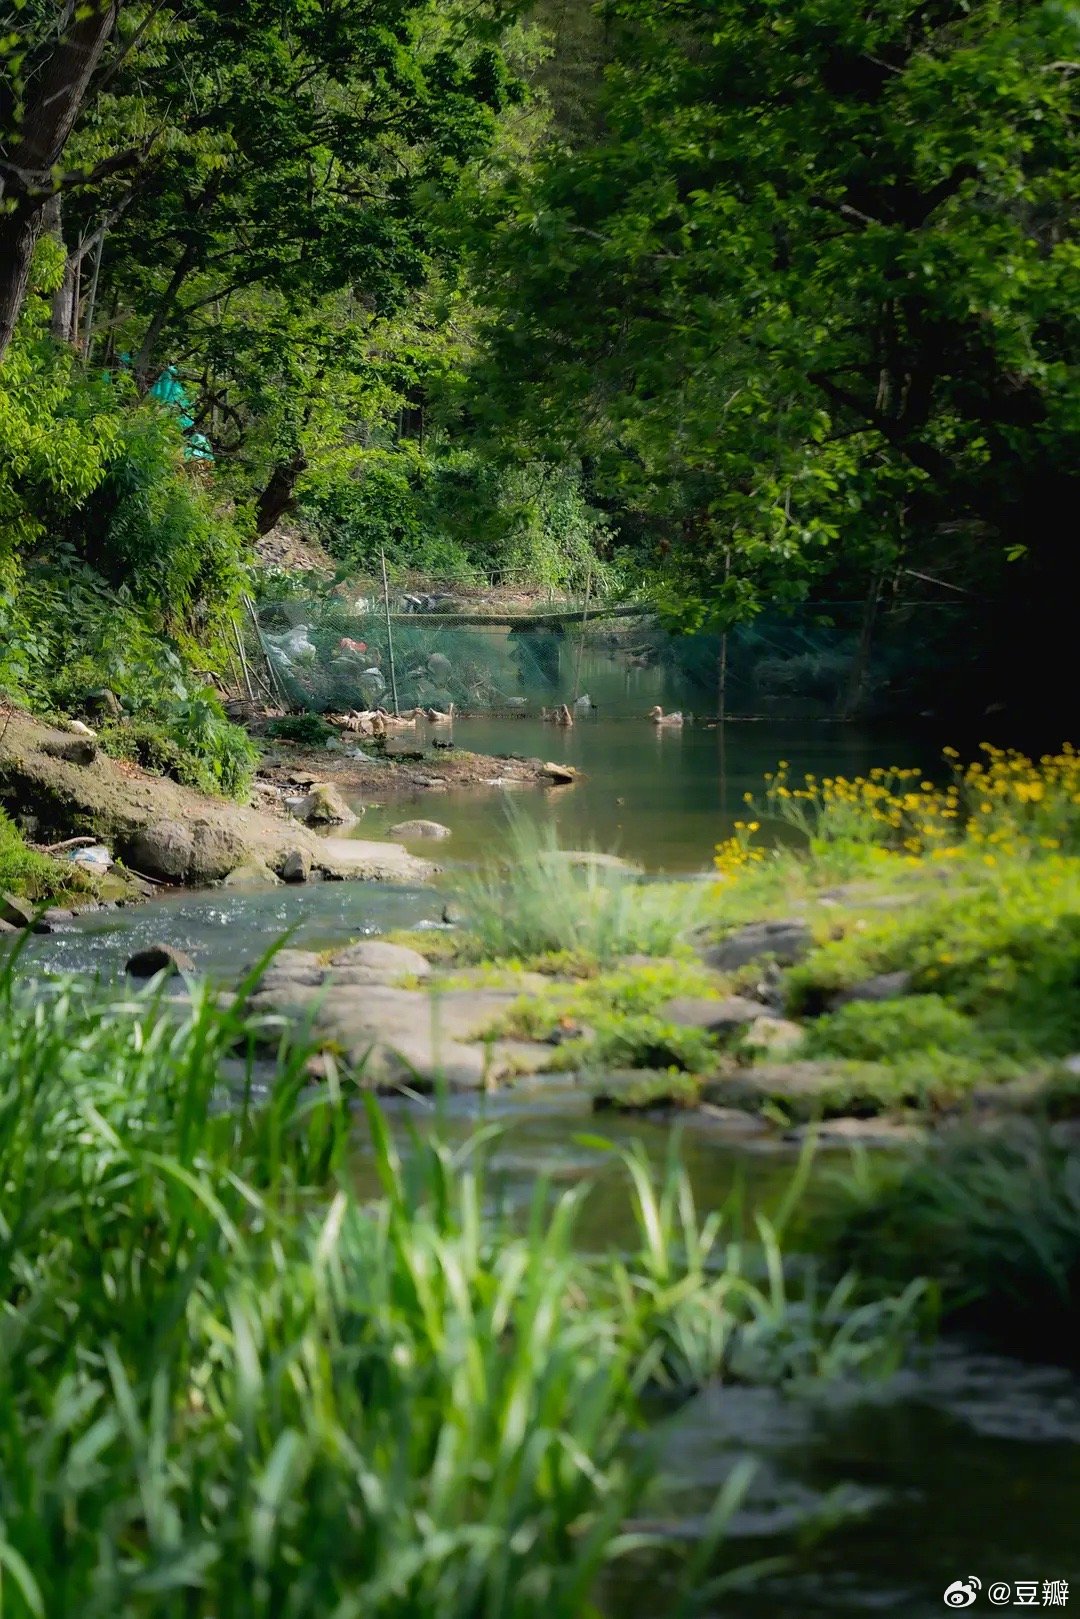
<box><xmin>266</xmin><ymin>712</ymin><xmax>335</xmax><ymax>746</ymax></box>
<box><xmin>787</xmin><ymin>859</ymin><xmax>1080</xmax><ymax>1055</ymax></box>
<box><xmin>2</xmin><ymin>564</ymin><xmax>257</xmax><ymax>799</ymax></box>
<box><xmin>802</xmin><ymin>996</ymin><xmax>980</xmax><ymax>1062</ymax></box>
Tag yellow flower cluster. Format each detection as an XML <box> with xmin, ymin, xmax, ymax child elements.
<box><xmin>715</xmin><ymin>744</ymin><xmax>1079</xmax><ymax>870</ymax></box>
<box><xmin>713</xmin><ymin>819</ymin><xmax>765</xmax><ymax>877</ymax></box>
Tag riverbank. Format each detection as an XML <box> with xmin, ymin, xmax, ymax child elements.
<box><xmin>245</xmin><ymin>746</ymin><xmax>1077</xmax><ymax>1144</ymax></box>
<box><xmin>0</xmin><ymin>706</ymin><xmax>437</xmax><ymax>896</ymax></box>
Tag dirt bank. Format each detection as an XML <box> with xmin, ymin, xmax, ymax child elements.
<box><xmin>0</xmin><ymin>709</ymin><xmax>435</xmax><ymax>886</ymax></box>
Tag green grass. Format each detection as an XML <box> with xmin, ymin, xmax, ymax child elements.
<box><xmin>0</xmin><ymin>808</ymin><xmax>82</xmax><ymax>902</ymax></box>
<box><xmin>0</xmin><ymin>961</ymin><xmax>928</xmax><ymax>1615</ymax></box>
<box><xmin>817</xmin><ymin>1128</ymin><xmax>1080</xmax><ymax>1353</ymax></box>
<box><xmin>460</xmin><ymin>815</ymin><xmax>708</xmax><ymax>964</ymax></box>
<box><xmin>785</xmin><ymin>858</ymin><xmax>1080</xmax><ymax>1056</ymax></box>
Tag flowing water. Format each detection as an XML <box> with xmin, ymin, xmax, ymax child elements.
<box><xmin>18</xmin><ymin>682</ymin><xmax>1079</xmax><ymax>1608</ymax></box>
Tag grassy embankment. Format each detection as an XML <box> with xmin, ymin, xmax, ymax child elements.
<box><xmin>385</xmin><ymin>746</ymin><xmax>1080</xmax><ymax>1123</ymax></box>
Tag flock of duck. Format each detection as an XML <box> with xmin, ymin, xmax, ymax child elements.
<box><xmin>329</xmin><ymin>699</ymin><xmax>685</xmax><ymax>735</ymax></box>
<box><xmin>541</xmin><ymin>700</ymin><xmax>683</xmax><ymax>727</ymax></box>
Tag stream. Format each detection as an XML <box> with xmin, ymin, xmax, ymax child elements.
<box><xmin>18</xmin><ymin>691</ymin><xmax>1080</xmax><ymax>1610</ymax></box>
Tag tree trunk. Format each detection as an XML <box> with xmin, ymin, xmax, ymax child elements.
<box><xmin>255</xmin><ymin>451</ymin><xmax>308</xmax><ymax>535</ymax></box>
<box><xmin>0</xmin><ymin>1</ymin><xmax>120</xmax><ymax>359</ymax></box>
<box><xmin>43</xmin><ymin>197</ymin><xmax>76</xmax><ymax>342</ymax></box>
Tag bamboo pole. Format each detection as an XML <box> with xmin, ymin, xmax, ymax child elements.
<box><xmin>243</xmin><ymin>593</ymin><xmax>289</xmax><ymax>707</ymax></box>
<box><xmin>232</xmin><ymin>618</ymin><xmax>256</xmax><ymax>704</ymax></box>
<box><xmin>571</xmin><ymin>565</ymin><xmax>593</xmax><ymax>704</ymax></box>
<box><xmin>380</xmin><ymin>549</ymin><xmax>400</xmax><ymax>715</ymax></box>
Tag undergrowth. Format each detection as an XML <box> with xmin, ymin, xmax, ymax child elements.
<box><xmin>0</xmin><ymin>962</ymin><xmax>927</xmax><ymax>1614</ymax></box>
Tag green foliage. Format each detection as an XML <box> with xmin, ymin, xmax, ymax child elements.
<box><xmin>472</xmin><ymin>0</ymin><xmax>1079</xmax><ymax>653</ymax></box>
<box><xmin>0</xmin><ymin>965</ymin><xmax>924</xmax><ymax>1611</ymax></box>
<box><xmin>0</xmin><ymin>810</ymin><xmax>79</xmax><ymax>903</ymax></box>
<box><xmin>786</xmin><ymin>858</ymin><xmax>1080</xmax><ymax>1055</ymax></box>
<box><xmin>461</xmin><ymin>816</ymin><xmax>708</xmax><ymax>962</ymax></box>
<box><xmin>300</xmin><ymin>451</ymin><xmax>614</xmax><ymax>591</ymax></box>
<box><xmin>555</xmin><ymin>1012</ymin><xmax>715</xmax><ymax>1074</ymax></box>
<box><xmin>819</xmin><ymin>1130</ymin><xmax>1080</xmax><ymax>1350</ymax></box>
<box><xmin>265</xmin><ymin>713</ymin><xmax>336</xmax><ymax>747</ymax></box>
<box><xmin>0</xmin><ymin>565</ymin><xmax>257</xmax><ymax>798</ymax></box>
<box><xmin>802</xmin><ymin>995</ymin><xmax>980</xmax><ymax>1063</ymax></box>
<box><xmin>593</xmin><ymin>1069</ymin><xmax>703</xmax><ymax>1112</ymax></box>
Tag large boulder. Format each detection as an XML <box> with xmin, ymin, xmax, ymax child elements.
<box><xmin>122</xmin><ymin>820</ymin><xmax>194</xmax><ymax>882</ymax></box>
<box><xmin>122</xmin><ymin>819</ymin><xmax>246</xmax><ymax>883</ymax></box>
<box><xmin>292</xmin><ymin>783</ymin><xmax>357</xmax><ymax>826</ymax></box>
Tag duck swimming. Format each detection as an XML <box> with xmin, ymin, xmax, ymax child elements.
<box><xmin>648</xmin><ymin>706</ymin><xmax>683</xmax><ymax>727</ymax></box>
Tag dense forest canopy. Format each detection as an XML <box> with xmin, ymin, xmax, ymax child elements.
<box><xmin>1</xmin><ymin>0</ymin><xmax>1077</xmax><ymax>721</ymax></box>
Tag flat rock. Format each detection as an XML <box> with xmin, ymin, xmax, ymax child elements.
<box><xmin>553</xmin><ymin>850</ymin><xmax>640</xmax><ymax>872</ymax></box>
<box><xmin>541</xmin><ymin>762</ymin><xmax>578</xmax><ymax>783</ymax></box>
<box><xmin>388</xmin><ymin>819</ymin><xmax>452</xmax><ymax>841</ymax></box>
<box><xmin>126</xmin><ymin>943</ymin><xmax>196</xmax><ymax>978</ymax></box>
<box><xmin>328</xmin><ymin>939</ymin><xmax>431</xmax><ymax>981</ymax></box>
<box><xmin>663</xmin><ymin>994</ymin><xmax>777</xmax><ymax>1033</ymax></box>
<box><xmin>41</xmin><ymin>735</ymin><xmax>98</xmax><ymax>765</ymax></box>
<box><xmin>247</xmin><ymin>973</ymin><xmax>549</xmax><ymax>1091</ymax></box>
<box><xmin>312</xmin><ymin>837</ymin><xmax>437</xmax><ymax>883</ymax></box>
<box><xmin>703</xmin><ymin>1060</ymin><xmax>880</xmax><ymax>1116</ymax></box>
<box><xmin>702</xmin><ymin>919</ymin><xmax>812</xmax><ymax>971</ymax></box>
<box><xmin>829</xmin><ymin>970</ymin><xmax>913</xmax><ymax>1009</ymax></box>
<box><xmin>740</xmin><ymin>1016</ymin><xmax>805</xmax><ymax>1055</ymax></box>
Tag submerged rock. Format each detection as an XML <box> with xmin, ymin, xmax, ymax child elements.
<box><xmin>388</xmin><ymin>819</ymin><xmax>452</xmax><ymax>841</ymax></box>
<box><xmin>125</xmin><ymin>942</ymin><xmax>196</xmax><ymax>978</ymax></box>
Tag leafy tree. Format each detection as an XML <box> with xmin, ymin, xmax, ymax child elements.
<box><xmin>472</xmin><ymin>0</ymin><xmax>1079</xmax><ymax>694</ymax></box>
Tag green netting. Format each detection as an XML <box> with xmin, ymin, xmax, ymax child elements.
<box><xmin>252</xmin><ymin>597</ymin><xmax>565</xmax><ymax>713</ymax></box>
<box><xmin>248</xmin><ymin>592</ymin><xmax>968</xmax><ymax>720</ymax></box>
